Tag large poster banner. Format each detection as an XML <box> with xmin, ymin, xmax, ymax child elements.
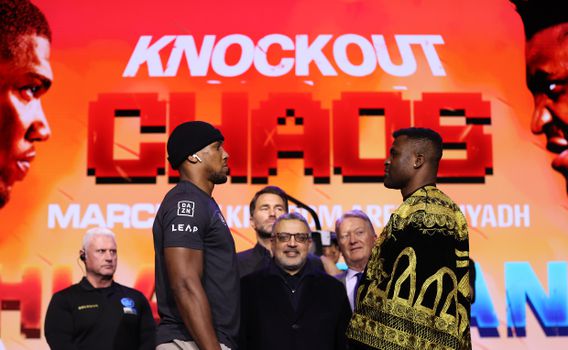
<box><xmin>1</xmin><ymin>0</ymin><xmax>567</xmax><ymax>348</ymax></box>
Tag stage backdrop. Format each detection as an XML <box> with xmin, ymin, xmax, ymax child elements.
<box><xmin>1</xmin><ymin>0</ymin><xmax>567</xmax><ymax>349</ymax></box>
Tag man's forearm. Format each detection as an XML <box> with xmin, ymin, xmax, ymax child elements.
<box><xmin>172</xmin><ymin>281</ymin><xmax>221</xmax><ymax>350</ymax></box>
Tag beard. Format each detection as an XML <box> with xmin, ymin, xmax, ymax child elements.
<box><xmin>209</xmin><ymin>171</ymin><xmax>228</xmax><ymax>184</ymax></box>
<box><xmin>256</xmin><ymin>226</ymin><xmax>272</xmax><ymax>239</ymax></box>
<box><xmin>383</xmin><ymin>176</ymin><xmax>397</xmax><ymax>189</ymax></box>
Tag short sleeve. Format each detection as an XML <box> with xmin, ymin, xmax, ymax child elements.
<box><xmin>161</xmin><ymin>193</ymin><xmax>209</xmax><ymax>250</ymax></box>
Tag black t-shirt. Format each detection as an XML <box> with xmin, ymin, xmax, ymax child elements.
<box><xmin>153</xmin><ymin>180</ymin><xmax>240</xmax><ymax>348</ymax></box>
<box><xmin>44</xmin><ymin>278</ymin><xmax>155</xmax><ymax>350</ymax></box>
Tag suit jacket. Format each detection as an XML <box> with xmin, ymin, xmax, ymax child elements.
<box><xmin>335</xmin><ymin>270</ymin><xmax>348</xmax><ymax>287</ymax></box>
<box><xmin>240</xmin><ymin>260</ymin><xmax>351</xmax><ymax>350</ymax></box>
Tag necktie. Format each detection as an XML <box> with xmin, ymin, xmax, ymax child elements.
<box><xmin>353</xmin><ymin>272</ymin><xmax>363</xmax><ymax>308</ymax></box>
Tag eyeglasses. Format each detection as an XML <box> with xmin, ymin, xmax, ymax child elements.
<box><xmin>275</xmin><ymin>232</ymin><xmax>311</xmax><ymax>243</ymax></box>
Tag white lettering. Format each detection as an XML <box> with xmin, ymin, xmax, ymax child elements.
<box><xmin>48</xmin><ymin>204</ymin><xmax>80</xmax><ymax>229</ymax></box>
<box><xmin>171</xmin><ymin>224</ymin><xmax>198</xmax><ymax>232</ymax></box>
<box><xmin>80</xmin><ymin>204</ymin><xmax>106</xmax><ymax>228</ymax></box>
<box><xmin>465</xmin><ymin>204</ymin><xmax>482</xmax><ymax>227</ymax></box>
<box><xmin>254</xmin><ymin>34</ymin><xmax>295</xmax><ymax>77</ymax></box>
<box><xmin>514</xmin><ymin>204</ymin><xmax>530</xmax><ymax>227</ymax></box>
<box><xmin>226</xmin><ymin>205</ymin><xmax>242</xmax><ymax>228</ymax></box>
<box><xmin>124</xmin><ymin>34</ymin><xmax>446</xmax><ymax>78</ymax></box>
<box><xmin>333</xmin><ymin>34</ymin><xmax>376</xmax><ymax>76</ymax></box>
<box><xmin>318</xmin><ymin>205</ymin><xmax>343</xmax><ymax>228</ymax></box>
<box><xmin>123</xmin><ymin>35</ymin><xmax>177</xmax><ymax>77</ymax></box>
<box><xmin>365</xmin><ymin>205</ymin><xmax>382</xmax><ymax>228</ymax></box>
<box><xmin>295</xmin><ymin>34</ymin><xmax>337</xmax><ymax>76</ymax></box>
<box><xmin>372</xmin><ymin>34</ymin><xmax>416</xmax><ymax>77</ymax></box>
<box><xmin>132</xmin><ymin>203</ymin><xmax>156</xmax><ymax>228</ymax></box>
<box><xmin>211</xmin><ymin>34</ymin><xmax>254</xmax><ymax>77</ymax></box>
<box><xmin>164</xmin><ymin>35</ymin><xmax>216</xmax><ymax>76</ymax></box>
<box><xmin>462</xmin><ymin>204</ymin><xmax>531</xmax><ymax>228</ymax></box>
<box><xmin>107</xmin><ymin>204</ymin><xmax>131</xmax><ymax>228</ymax></box>
<box><xmin>409</xmin><ymin>34</ymin><xmax>446</xmax><ymax>76</ymax></box>
<box><xmin>497</xmin><ymin>204</ymin><xmax>513</xmax><ymax>227</ymax></box>
<box><xmin>47</xmin><ymin>203</ymin><xmax>530</xmax><ymax>230</ymax></box>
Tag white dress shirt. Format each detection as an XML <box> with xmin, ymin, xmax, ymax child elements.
<box><xmin>345</xmin><ymin>268</ymin><xmax>363</xmax><ymax>311</ymax></box>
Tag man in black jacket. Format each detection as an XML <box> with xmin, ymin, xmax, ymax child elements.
<box><xmin>238</xmin><ymin>186</ymin><xmax>288</xmax><ymax>278</ymax></box>
<box><xmin>240</xmin><ymin>212</ymin><xmax>351</xmax><ymax>350</ymax></box>
<box><xmin>44</xmin><ymin>227</ymin><xmax>155</xmax><ymax>350</ymax></box>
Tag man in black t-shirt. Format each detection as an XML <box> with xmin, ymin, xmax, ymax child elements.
<box><xmin>154</xmin><ymin>121</ymin><xmax>239</xmax><ymax>350</ymax></box>
<box><xmin>45</xmin><ymin>227</ymin><xmax>155</xmax><ymax>350</ymax></box>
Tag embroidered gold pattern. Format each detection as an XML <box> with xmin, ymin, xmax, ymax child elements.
<box><xmin>347</xmin><ymin>186</ymin><xmax>471</xmax><ymax>349</ymax></box>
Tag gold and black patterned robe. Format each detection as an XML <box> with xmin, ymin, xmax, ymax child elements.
<box><xmin>346</xmin><ymin>186</ymin><xmax>471</xmax><ymax>350</ymax></box>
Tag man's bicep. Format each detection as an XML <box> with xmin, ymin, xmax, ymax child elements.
<box><xmin>164</xmin><ymin>247</ymin><xmax>204</xmax><ymax>285</ymax></box>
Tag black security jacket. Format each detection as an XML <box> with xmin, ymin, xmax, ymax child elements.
<box><xmin>45</xmin><ymin>277</ymin><xmax>155</xmax><ymax>350</ymax></box>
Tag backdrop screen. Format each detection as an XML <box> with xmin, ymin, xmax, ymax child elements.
<box><xmin>0</xmin><ymin>0</ymin><xmax>567</xmax><ymax>348</ymax></box>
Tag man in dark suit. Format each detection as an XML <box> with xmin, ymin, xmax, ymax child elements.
<box><xmin>240</xmin><ymin>212</ymin><xmax>351</xmax><ymax>350</ymax></box>
<box><xmin>334</xmin><ymin>210</ymin><xmax>377</xmax><ymax>311</ymax></box>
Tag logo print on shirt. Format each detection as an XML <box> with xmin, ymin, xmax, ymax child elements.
<box><xmin>177</xmin><ymin>200</ymin><xmax>195</xmax><ymax>217</ymax></box>
<box><xmin>217</xmin><ymin>211</ymin><xmax>227</xmax><ymax>226</ymax></box>
<box><xmin>121</xmin><ymin>298</ymin><xmax>138</xmax><ymax>315</ymax></box>
<box><xmin>121</xmin><ymin>298</ymin><xmax>135</xmax><ymax>308</ymax></box>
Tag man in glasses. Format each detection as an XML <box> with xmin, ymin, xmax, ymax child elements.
<box><xmin>239</xmin><ymin>212</ymin><xmax>351</xmax><ymax>350</ymax></box>
<box><xmin>238</xmin><ymin>185</ymin><xmax>325</xmax><ymax>278</ymax></box>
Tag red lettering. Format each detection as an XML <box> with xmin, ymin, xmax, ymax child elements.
<box><xmin>87</xmin><ymin>93</ymin><xmax>166</xmax><ymax>183</ymax></box>
<box><xmin>251</xmin><ymin>93</ymin><xmax>330</xmax><ymax>183</ymax></box>
<box><xmin>415</xmin><ymin>93</ymin><xmax>492</xmax><ymax>182</ymax></box>
<box><xmin>333</xmin><ymin>92</ymin><xmax>410</xmax><ymax>181</ymax></box>
<box><xmin>0</xmin><ymin>268</ymin><xmax>42</xmax><ymax>338</ymax></box>
<box><xmin>52</xmin><ymin>267</ymin><xmax>73</xmax><ymax>293</ymax></box>
<box><xmin>86</xmin><ymin>91</ymin><xmax>492</xmax><ymax>184</ymax></box>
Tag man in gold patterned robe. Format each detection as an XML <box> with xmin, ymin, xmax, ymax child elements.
<box><xmin>346</xmin><ymin>127</ymin><xmax>471</xmax><ymax>350</ymax></box>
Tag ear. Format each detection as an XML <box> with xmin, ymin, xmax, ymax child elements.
<box><xmin>413</xmin><ymin>153</ymin><xmax>425</xmax><ymax>169</ymax></box>
<box><xmin>187</xmin><ymin>155</ymin><xmax>200</xmax><ymax>164</ymax></box>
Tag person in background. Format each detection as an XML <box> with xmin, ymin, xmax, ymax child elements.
<box><xmin>45</xmin><ymin>227</ymin><xmax>155</xmax><ymax>350</ymax></box>
<box><xmin>321</xmin><ymin>232</ymin><xmax>343</xmax><ymax>276</ymax></box>
<box><xmin>238</xmin><ymin>186</ymin><xmax>288</xmax><ymax>278</ymax></box>
<box><xmin>334</xmin><ymin>210</ymin><xmax>377</xmax><ymax>311</ymax></box>
<box><xmin>240</xmin><ymin>212</ymin><xmax>351</xmax><ymax>350</ymax></box>
<box><xmin>238</xmin><ymin>185</ymin><xmax>326</xmax><ymax>278</ymax></box>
